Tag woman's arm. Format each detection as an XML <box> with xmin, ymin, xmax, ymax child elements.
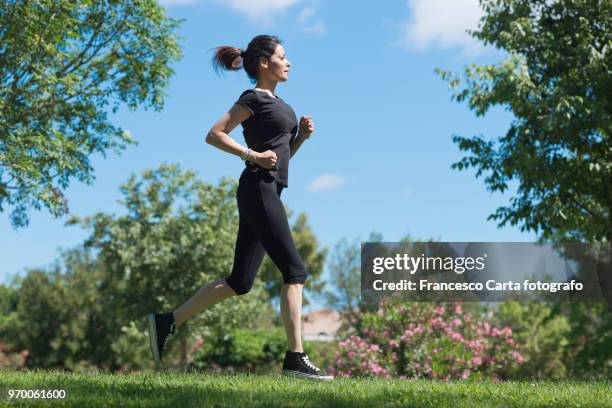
<box><xmin>290</xmin><ymin>132</ymin><xmax>308</xmax><ymax>158</ymax></box>
<box><xmin>290</xmin><ymin>115</ymin><xmax>314</xmax><ymax>158</ymax></box>
<box><xmin>206</xmin><ymin>104</ymin><xmax>253</xmax><ymax>158</ymax></box>
<box><xmin>206</xmin><ymin>104</ymin><xmax>277</xmax><ymax>168</ymax></box>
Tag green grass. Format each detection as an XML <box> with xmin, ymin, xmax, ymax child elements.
<box><xmin>0</xmin><ymin>369</ymin><xmax>610</xmax><ymax>407</ymax></box>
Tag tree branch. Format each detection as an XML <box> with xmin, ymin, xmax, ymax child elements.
<box><xmin>54</xmin><ymin>8</ymin><xmax>109</xmax><ymax>79</ymax></box>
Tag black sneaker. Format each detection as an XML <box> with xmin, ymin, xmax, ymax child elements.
<box><xmin>282</xmin><ymin>350</ymin><xmax>334</xmax><ymax>381</ymax></box>
<box><xmin>148</xmin><ymin>312</ymin><xmax>178</xmax><ymax>364</ymax></box>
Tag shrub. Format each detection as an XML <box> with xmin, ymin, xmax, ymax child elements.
<box><xmin>190</xmin><ymin>327</ymin><xmax>286</xmax><ymax>372</ymax></box>
<box><xmin>331</xmin><ymin>298</ymin><xmax>523</xmax><ymax>380</ymax></box>
<box><xmin>493</xmin><ymin>302</ymin><xmax>571</xmax><ymax>380</ymax></box>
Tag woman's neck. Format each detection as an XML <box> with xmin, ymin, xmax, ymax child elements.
<box><xmin>254</xmin><ymin>79</ymin><xmax>277</xmax><ymax>97</ymax></box>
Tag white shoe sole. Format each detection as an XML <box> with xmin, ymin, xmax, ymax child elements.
<box><xmin>148</xmin><ymin>313</ymin><xmax>161</xmax><ymax>364</ymax></box>
<box><xmin>283</xmin><ymin>369</ymin><xmax>334</xmax><ymax>381</ymax></box>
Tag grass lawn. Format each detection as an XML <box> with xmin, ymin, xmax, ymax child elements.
<box><xmin>0</xmin><ymin>369</ymin><xmax>610</xmax><ymax>407</ymax></box>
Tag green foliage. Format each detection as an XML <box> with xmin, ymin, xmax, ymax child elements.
<box><xmin>557</xmin><ymin>302</ymin><xmax>612</xmax><ymax>379</ymax></box>
<box><xmin>0</xmin><ymin>0</ymin><xmax>182</xmax><ymax>228</ymax></box>
<box><xmin>0</xmin><ymin>283</ymin><xmax>24</xmax><ymax>369</ymax></box>
<box><xmin>3</xmin><ymin>246</ymin><xmax>109</xmax><ymax>370</ymax></box>
<box><xmin>109</xmin><ymin>320</ymin><xmax>156</xmax><ymax>372</ymax></box>
<box><xmin>494</xmin><ymin>302</ymin><xmax>570</xmax><ymax>379</ymax></box>
<box><xmin>258</xmin><ymin>210</ymin><xmax>328</xmax><ymax>304</ymax></box>
<box><xmin>66</xmin><ymin>164</ymin><xmax>276</xmax><ymax>367</ymax></box>
<box><xmin>324</xmin><ymin>236</ymin><xmax>363</xmax><ymax>333</ymax></box>
<box><xmin>436</xmin><ymin>0</ymin><xmax>611</xmax><ymax>242</ymax></box>
<box><xmin>324</xmin><ymin>232</ymin><xmax>437</xmax><ymax>335</ymax></box>
<box><xmin>68</xmin><ymin>164</ymin><xmax>242</xmax><ymax>321</ymax></box>
<box><xmin>0</xmin><ymin>283</ymin><xmax>19</xmax><ymax>338</ymax></box>
<box><xmin>190</xmin><ymin>327</ymin><xmax>287</xmax><ymax>372</ymax></box>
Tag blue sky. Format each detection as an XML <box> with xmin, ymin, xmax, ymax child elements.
<box><xmin>0</xmin><ymin>0</ymin><xmax>539</xmax><ymax>310</ymax></box>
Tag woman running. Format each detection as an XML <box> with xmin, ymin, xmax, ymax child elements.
<box><xmin>148</xmin><ymin>34</ymin><xmax>333</xmax><ymax>381</ymax></box>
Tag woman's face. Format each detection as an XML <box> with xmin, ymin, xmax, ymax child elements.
<box><xmin>260</xmin><ymin>44</ymin><xmax>291</xmax><ymax>82</ymax></box>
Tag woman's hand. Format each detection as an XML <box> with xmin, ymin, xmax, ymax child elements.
<box><xmin>252</xmin><ymin>150</ymin><xmax>277</xmax><ymax>169</ymax></box>
<box><xmin>299</xmin><ymin>115</ymin><xmax>315</xmax><ymax>138</ymax></box>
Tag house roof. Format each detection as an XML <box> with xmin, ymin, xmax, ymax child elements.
<box><xmin>301</xmin><ymin>308</ymin><xmax>343</xmax><ymax>337</ymax></box>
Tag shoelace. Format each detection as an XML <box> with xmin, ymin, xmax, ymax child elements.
<box><xmin>162</xmin><ymin>321</ymin><xmax>177</xmax><ymax>351</ymax></box>
<box><xmin>301</xmin><ymin>354</ymin><xmax>320</xmax><ymax>372</ymax></box>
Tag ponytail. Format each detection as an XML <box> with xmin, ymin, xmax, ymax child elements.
<box><xmin>210</xmin><ymin>35</ymin><xmax>282</xmax><ymax>82</ymax></box>
<box><xmin>211</xmin><ymin>46</ymin><xmax>244</xmax><ymax>75</ymax></box>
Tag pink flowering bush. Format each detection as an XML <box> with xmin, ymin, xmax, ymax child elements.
<box><xmin>333</xmin><ymin>335</ymin><xmax>393</xmax><ymax>378</ymax></box>
<box><xmin>330</xmin><ymin>299</ymin><xmax>524</xmax><ymax>380</ymax></box>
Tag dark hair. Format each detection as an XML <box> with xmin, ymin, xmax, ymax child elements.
<box><xmin>210</xmin><ymin>35</ymin><xmax>282</xmax><ymax>83</ymax></box>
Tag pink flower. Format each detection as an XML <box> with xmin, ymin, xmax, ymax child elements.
<box><xmin>389</xmin><ymin>340</ymin><xmax>399</xmax><ymax>348</ymax></box>
<box><xmin>512</xmin><ymin>351</ymin><xmax>525</xmax><ymax>364</ymax></box>
<box><xmin>370</xmin><ymin>363</ymin><xmax>388</xmax><ymax>376</ymax></box>
<box><xmin>401</xmin><ymin>329</ymin><xmax>414</xmax><ymax>341</ymax></box>
<box><xmin>454</xmin><ymin>303</ymin><xmax>463</xmax><ymax>315</ymax></box>
<box><xmin>461</xmin><ymin>369</ymin><xmax>470</xmax><ymax>379</ymax></box>
<box><xmin>434</xmin><ymin>305</ymin><xmax>445</xmax><ymax>316</ymax></box>
<box><xmin>451</xmin><ymin>318</ymin><xmax>462</xmax><ymax>327</ymax></box>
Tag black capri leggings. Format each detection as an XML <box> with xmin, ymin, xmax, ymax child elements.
<box><xmin>225</xmin><ymin>169</ymin><xmax>307</xmax><ymax>295</ymax></box>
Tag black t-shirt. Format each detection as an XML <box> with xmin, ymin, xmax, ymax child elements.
<box><xmin>234</xmin><ymin>89</ymin><xmax>298</xmax><ymax>188</ymax></box>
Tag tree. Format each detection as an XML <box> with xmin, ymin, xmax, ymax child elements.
<box><xmin>3</xmin><ymin>246</ymin><xmax>110</xmax><ymax>369</ymax></box>
<box><xmin>324</xmin><ymin>231</ymin><xmax>383</xmax><ymax>335</ymax></box>
<box><xmin>323</xmin><ymin>237</ymin><xmax>362</xmax><ymax>332</ymax></box>
<box><xmin>67</xmin><ymin>164</ymin><xmax>276</xmax><ymax>368</ymax></box>
<box><xmin>0</xmin><ymin>0</ymin><xmax>182</xmax><ymax>228</ymax></box>
<box><xmin>436</xmin><ymin>0</ymin><xmax>611</xmax><ymax>242</ymax></box>
<box><xmin>325</xmin><ymin>232</ymin><xmax>459</xmax><ymax>335</ymax></box>
<box><xmin>258</xmin><ymin>209</ymin><xmax>327</xmax><ymax>306</ymax></box>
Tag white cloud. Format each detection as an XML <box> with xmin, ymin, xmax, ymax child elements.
<box><xmin>296</xmin><ymin>5</ymin><xmax>326</xmax><ymax>36</ymax></box>
<box><xmin>160</xmin><ymin>0</ymin><xmax>303</xmax><ymax>24</ymax></box>
<box><xmin>395</xmin><ymin>0</ymin><xmax>486</xmax><ymax>55</ymax></box>
<box><xmin>302</xmin><ymin>20</ymin><xmax>326</xmax><ymax>36</ymax></box>
<box><xmin>160</xmin><ymin>0</ymin><xmax>327</xmax><ymax>34</ymax></box>
<box><xmin>297</xmin><ymin>6</ymin><xmax>315</xmax><ymax>23</ymax></box>
<box><xmin>159</xmin><ymin>0</ymin><xmax>203</xmax><ymax>5</ymax></box>
<box><xmin>217</xmin><ymin>0</ymin><xmax>303</xmax><ymax>23</ymax></box>
<box><xmin>307</xmin><ymin>174</ymin><xmax>345</xmax><ymax>192</ymax></box>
